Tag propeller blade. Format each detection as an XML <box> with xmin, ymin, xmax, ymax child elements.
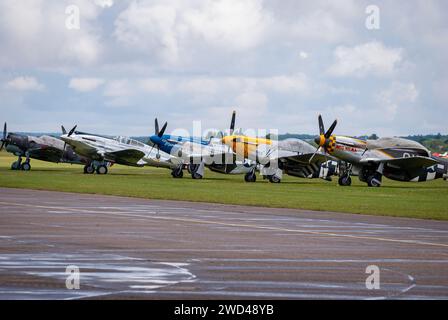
<box><xmin>318</xmin><ymin>115</ymin><xmax>325</xmax><ymax>136</ymax></box>
<box><xmin>230</xmin><ymin>110</ymin><xmax>236</xmax><ymax>135</ymax></box>
<box><xmin>0</xmin><ymin>122</ymin><xmax>7</xmax><ymax>151</ymax></box>
<box><xmin>61</xmin><ymin>125</ymin><xmax>67</xmax><ymax>135</ymax></box>
<box><xmin>325</xmin><ymin>119</ymin><xmax>338</xmax><ymax>138</ymax></box>
<box><xmin>308</xmin><ymin>146</ymin><xmax>321</xmax><ymax>164</ymax></box>
<box><xmin>61</xmin><ymin>142</ymin><xmax>67</xmax><ymax>161</ymax></box>
<box><xmin>155</xmin><ymin>118</ymin><xmax>159</xmax><ymax>136</ymax></box>
<box><xmin>361</xmin><ymin>147</ymin><xmax>368</xmax><ymax>156</ymax></box>
<box><xmin>158</xmin><ymin>122</ymin><xmax>168</xmax><ymax>137</ymax></box>
<box><xmin>68</xmin><ymin>125</ymin><xmax>77</xmax><ymax>137</ymax></box>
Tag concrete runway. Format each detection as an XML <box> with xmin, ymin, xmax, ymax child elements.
<box><xmin>0</xmin><ymin>187</ymin><xmax>448</xmax><ymax>300</ymax></box>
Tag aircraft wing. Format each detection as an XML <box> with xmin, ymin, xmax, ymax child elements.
<box><xmin>178</xmin><ymin>142</ymin><xmax>232</xmax><ymax>163</ymax></box>
<box><xmin>360</xmin><ymin>156</ymin><xmax>439</xmax><ymax>169</ymax></box>
<box><xmin>103</xmin><ymin>149</ymin><xmax>145</xmax><ymax>165</ymax></box>
<box><xmin>269</xmin><ymin>150</ymin><xmax>332</xmax><ymax>165</ymax></box>
<box><xmin>282</xmin><ymin>153</ymin><xmax>334</xmax><ymax>165</ymax></box>
<box><xmin>28</xmin><ymin>145</ymin><xmax>63</xmax><ymax>162</ymax></box>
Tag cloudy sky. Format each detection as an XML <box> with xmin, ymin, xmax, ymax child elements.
<box><xmin>0</xmin><ymin>0</ymin><xmax>447</xmax><ymax>137</ymax></box>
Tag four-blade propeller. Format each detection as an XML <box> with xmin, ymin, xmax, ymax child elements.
<box><xmin>309</xmin><ymin>115</ymin><xmax>338</xmax><ymax>163</ymax></box>
<box><xmin>61</xmin><ymin>125</ymin><xmax>77</xmax><ymax>161</ymax></box>
<box><xmin>150</xmin><ymin>118</ymin><xmax>168</xmax><ymax>159</ymax></box>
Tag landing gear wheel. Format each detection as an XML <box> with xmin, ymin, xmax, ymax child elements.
<box><xmin>172</xmin><ymin>168</ymin><xmax>184</xmax><ymax>178</ymax></box>
<box><xmin>367</xmin><ymin>175</ymin><xmax>381</xmax><ymax>187</ymax></box>
<box><xmin>192</xmin><ymin>172</ymin><xmax>203</xmax><ymax>179</ymax></box>
<box><xmin>96</xmin><ymin>165</ymin><xmax>108</xmax><ymax>175</ymax></box>
<box><xmin>268</xmin><ymin>175</ymin><xmax>281</xmax><ymax>183</ymax></box>
<box><xmin>338</xmin><ymin>176</ymin><xmax>352</xmax><ymax>186</ymax></box>
<box><xmin>21</xmin><ymin>163</ymin><xmax>31</xmax><ymax>171</ymax></box>
<box><xmin>84</xmin><ymin>165</ymin><xmax>95</xmax><ymax>174</ymax></box>
<box><xmin>244</xmin><ymin>172</ymin><xmax>256</xmax><ymax>182</ymax></box>
<box><xmin>11</xmin><ymin>161</ymin><xmax>21</xmax><ymax>170</ymax></box>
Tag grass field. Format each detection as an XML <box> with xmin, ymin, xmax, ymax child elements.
<box><xmin>0</xmin><ymin>151</ymin><xmax>447</xmax><ymax>220</ymax></box>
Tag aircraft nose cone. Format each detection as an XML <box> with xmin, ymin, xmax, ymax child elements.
<box><xmin>314</xmin><ymin>136</ymin><xmax>321</xmax><ymax>146</ymax></box>
<box><xmin>150</xmin><ymin>135</ymin><xmax>160</xmax><ymax>145</ymax></box>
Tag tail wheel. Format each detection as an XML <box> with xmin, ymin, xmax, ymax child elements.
<box><xmin>96</xmin><ymin>165</ymin><xmax>108</xmax><ymax>175</ymax></box>
<box><xmin>21</xmin><ymin>163</ymin><xmax>31</xmax><ymax>171</ymax></box>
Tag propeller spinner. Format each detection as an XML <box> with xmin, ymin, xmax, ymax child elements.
<box><xmin>314</xmin><ymin>115</ymin><xmax>337</xmax><ymax>153</ymax></box>
<box><xmin>308</xmin><ymin>115</ymin><xmax>337</xmax><ymax>163</ymax></box>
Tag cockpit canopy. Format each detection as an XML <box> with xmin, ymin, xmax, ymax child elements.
<box><xmin>367</xmin><ymin>137</ymin><xmax>429</xmax><ymax>155</ymax></box>
<box><xmin>116</xmin><ymin>136</ymin><xmax>146</xmax><ymax>148</ymax></box>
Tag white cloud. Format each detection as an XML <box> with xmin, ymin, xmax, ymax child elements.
<box><xmin>103</xmin><ymin>79</ymin><xmax>133</xmax><ymax>97</ymax></box>
<box><xmin>69</xmin><ymin>78</ymin><xmax>105</xmax><ymax>92</ymax></box>
<box><xmin>327</xmin><ymin>41</ymin><xmax>403</xmax><ymax>78</ymax></box>
<box><xmin>139</xmin><ymin>78</ymin><xmax>169</xmax><ymax>93</ymax></box>
<box><xmin>94</xmin><ymin>0</ymin><xmax>114</xmax><ymax>8</ymax></box>
<box><xmin>114</xmin><ymin>0</ymin><xmax>272</xmax><ymax>65</ymax></box>
<box><xmin>5</xmin><ymin>76</ymin><xmax>45</xmax><ymax>91</ymax></box>
<box><xmin>299</xmin><ymin>51</ymin><xmax>308</xmax><ymax>59</ymax></box>
<box><xmin>0</xmin><ymin>0</ymin><xmax>104</xmax><ymax>68</ymax></box>
<box><xmin>183</xmin><ymin>0</ymin><xmax>272</xmax><ymax>51</ymax></box>
<box><xmin>374</xmin><ymin>82</ymin><xmax>419</xmax><ymax>121</ymax></box>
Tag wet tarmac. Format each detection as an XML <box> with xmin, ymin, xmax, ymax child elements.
<box><xmin>0</xmin><ymin>188</ymin><xmax>447</xmax><ymax>299</ymax></box>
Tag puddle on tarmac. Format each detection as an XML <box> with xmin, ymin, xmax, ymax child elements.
<box><xmin>0</xmin><ymin>253</ymin><xmax>196</xmax><ymax>299</ymax></box>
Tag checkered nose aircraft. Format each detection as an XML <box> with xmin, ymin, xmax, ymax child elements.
<box><xmin>315</xmin><ymin>115</ymin><xmax>448</xmax><ymax>187</ymax></box>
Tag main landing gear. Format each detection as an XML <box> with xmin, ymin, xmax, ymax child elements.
<box><xmin>359</xmin><ymin>163</ymin><xmax>383</xmax><ymax>187</ymax></box>
<box><xmin>338</xmin><ymin>161</ymin><xmax>352</xmax><ymax>186</ymax></box>
<box><xmin>83</xmin><ymin>161</ymin><xmax>109</xmax><ymax>175</ymax></box>
<box><xmin>171</xmin><ymin>166</ymin><xmax>184</xmax><ymax>178</ymax></box>
<box><xmin>11</xmin><ymin>155</ymin><xmax>31</xmax><ymax>171</ymax></box>
<box><xmin>244</xmin><ymin>168</ymin><xmax>257</xmax><ymax>182</ymax></box>
<box><xmin>189</xmin><ymin>163</ymin><xmax>204</xmax><ymax>180</ymax></box>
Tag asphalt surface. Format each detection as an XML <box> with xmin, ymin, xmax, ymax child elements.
<box><xmin>0</xmin><ymin>187</ymin><xmax>447</xmax><ymax>300</ymax></box>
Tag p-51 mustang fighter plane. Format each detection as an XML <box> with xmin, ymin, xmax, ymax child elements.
<box><xmin>221</xmin><ymin>112</ymin><xmax>338</xmax><ymax>183</ymax></box>
<box><xmin>314</xmin><ymin>115</ymin><xmax>448</xmax><ymax>187</ymax></box>
<box><xmin>60</xmin><ymin>125</ymin><xmax>182</xmax><ymax>174</ymax></box>
<box><xmin>0</xmin><ymin>122</ymin><xmax>88</xmax><ymax>170</ymax></box>
<box><xmin>149</xmin><ymin>118</ymin><xmax>254</xmax><ymax>179</ymax></box>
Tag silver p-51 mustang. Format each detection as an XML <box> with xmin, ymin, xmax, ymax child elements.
<box><xmin>60</xmin><ymin>125</ymin><xmax>182</xmax><ymax>174</ymax></box>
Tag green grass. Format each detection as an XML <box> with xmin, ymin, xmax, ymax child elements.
<box><xmin>0</xmin><ymin>151</ymin><xmax>447</xmax><ymax>220</ymax></box>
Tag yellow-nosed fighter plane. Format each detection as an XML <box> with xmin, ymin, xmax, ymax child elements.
<box><xmin>221</xmin><ymin>111</ymin><xmax>338</xmax><ymax>183</ymax></box>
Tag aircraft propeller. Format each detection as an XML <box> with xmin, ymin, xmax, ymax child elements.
<box><xmin>309</xmin><ymin>115</ymin><xmax>338</xmax><ymax>163</ymax></box>
<box><xmin>150</xmin><ymin>118</ymin><xmax>168</xmax><ymax>159</ymax></box>
<box><xmin>229</xmin><ymin>110</ymin><xmax>236</xmax><ymax>135</ymax></box>
<box><xmin>61</xmin><ymin>125</ymin><xmax>77</xmax><ymax>161</ymax></box>
<box><xmin>0</xmin><ymin>122</ymin><xmax>8</xmax><ymax>151</ymax></box>
<box><xmin>68</xmin><ymin>125</ymin><xmax>77</xmax><ymax>137</ymax></box>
